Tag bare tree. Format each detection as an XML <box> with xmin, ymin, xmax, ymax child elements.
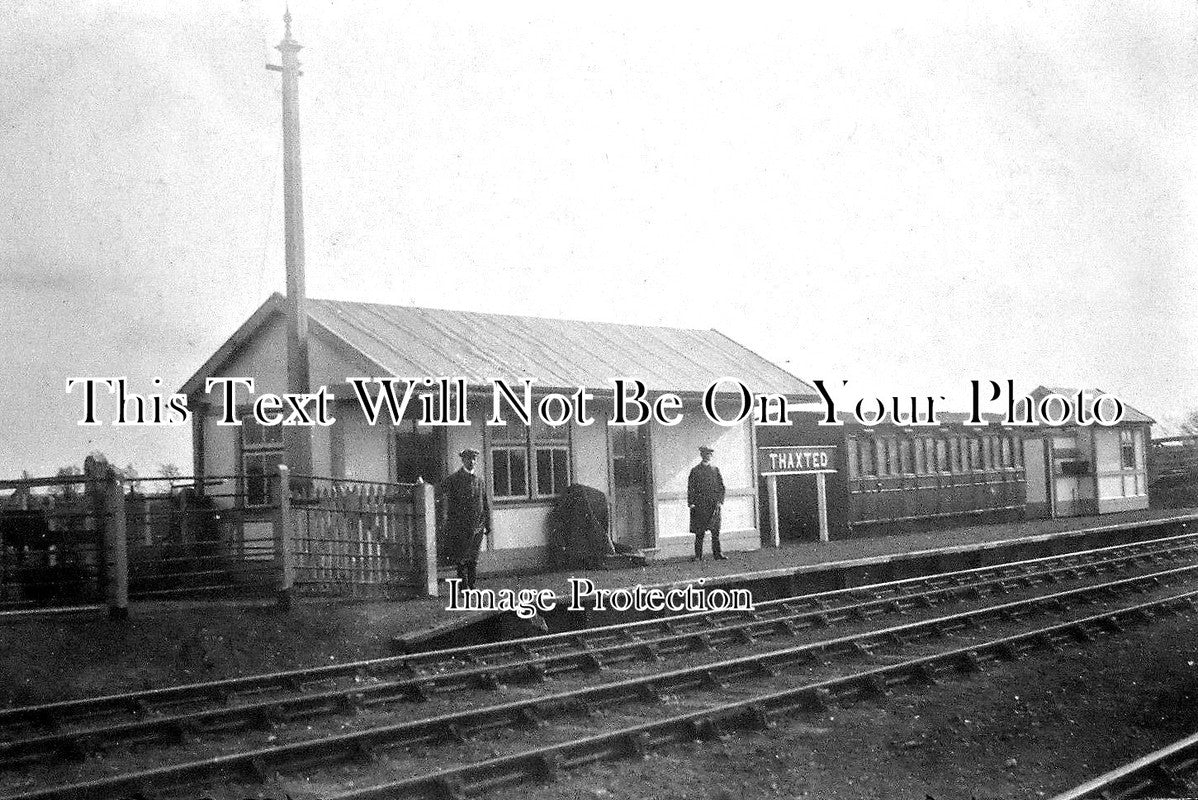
<box><xmin>52</xmin><ymin>465</ymin><xmax>81</xmax><ymax>500</ymax></box>
<box><xmin>1183</xmin><ymin>410</ymin><xmax>1198</xmax><ymax>436</ymax></box>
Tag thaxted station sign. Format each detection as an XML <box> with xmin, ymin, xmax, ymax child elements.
<box><xmin>758</xmin><ymin>446</ymin><xmax>838</xmax><ymax>475</ymax></box>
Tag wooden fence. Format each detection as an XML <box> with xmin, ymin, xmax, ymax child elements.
<box><xmin>0</xmin><ymin>466</ymin><xmax>439</xmax><ymax>617</ymax></box>
<box><xmin>288</xmin><ymin>477</ymin><xmax>433</xmax><ymax>599</ymax></box>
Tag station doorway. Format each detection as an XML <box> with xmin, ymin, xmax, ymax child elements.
<box><xmin>760</xmin><ymin>474</ymin><xmax>822</xmax><ymax>541</ymax></box>
<box><xmin>609</xmin><ymin>426</ymin><xmax>653</xmax><ymax>550</ymax></box>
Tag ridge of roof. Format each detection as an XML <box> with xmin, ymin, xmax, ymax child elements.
<box><xmin>310</xmin><ymin>296</ymin><xmax>711</xmax><ymax>334</ymax></box>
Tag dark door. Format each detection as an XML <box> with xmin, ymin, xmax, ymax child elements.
<box><xmin>395</xmin><ymin>423</ymin><xmax>444</xmax><ymax>486</ymax></box>
<box><xmin>776</xmin><ymin>474</ymin><xmax>819</xmax><ymax>541</ymax></box>
<box><xmin>610</xmin><ymin>427</ymin><xmax>652</xmax><ymax>549</ymax></box>
<box><xmin>396</xmin><ymin>424</ymin><xmax>448</xmax><ymax>563</ymax></box>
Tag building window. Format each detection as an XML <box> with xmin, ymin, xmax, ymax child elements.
<box><xmin>491</xmin><ymin>447</ymin><xmax>529</xmax><ymax>498</ymax></box>
<box><xmin>488</xmin><ymin>416</ymin><xmax>571</xmax><ymax>500</ymax></box>
<box><xmin>1120</xmin><ymin>429</ymin><xmax>1137</xmax><ymax>469</ymax></box>
<box><xmin>241</xmin><ymin>415</ymin><xmax>283</xmax><ymax>507</ymax></box>
<box><xmin>533</xmin><ymin>417</ymin><xmax>571</xmax><ymax>497</ymax></box>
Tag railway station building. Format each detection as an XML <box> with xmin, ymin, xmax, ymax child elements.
<box><xmin>180</xmin><ymin>293</ymin><xmax>818</xmax><ymax>573</ymax></box>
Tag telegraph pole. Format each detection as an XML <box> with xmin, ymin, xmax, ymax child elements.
<box><xmin>267</xmin><ymin>9</ymin><xmax>312</xmax><ymax>478</ymax></box>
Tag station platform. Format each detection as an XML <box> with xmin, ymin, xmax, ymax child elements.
<box><xmin>394</xmin><ymin>507</ymin><xmax>1198</xmax><ymax>650</ymax></box>
<box><xmin>469</xmin><ymin>508</ymin><xmax>1197</xmax><ymax>597</ymax></box>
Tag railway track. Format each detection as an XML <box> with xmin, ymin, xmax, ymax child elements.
<box><xmin>1</xmin><ymin>532</ymin><xmax>1198</xmax><ymax>799</ymax></box>
<box><xmin>1050</xmin><ymin>728</ymin><xmax>1198</xmax><ymax>799</ymax></box>
<box><xmin>0</xmin><ymin>533</ymin><xmax>1193</xmax><ymax>757</ymax></box>
<box><xmin>1</xmin><ymin>530</ymin><xmax>1191</xmax><ymax>735</ymax></box>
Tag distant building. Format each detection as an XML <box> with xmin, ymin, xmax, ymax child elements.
<box><xmin>1020</xmin><ymin>386</ymin><xmax>1152</xmax><ymax>517</ymax></box>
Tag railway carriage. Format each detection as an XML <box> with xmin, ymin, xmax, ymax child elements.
<box><xmin>840</xmin><ymin>412</ymin><xmax>1027</xmax><ymax>534</ymax></box>
<box><xmin>758</xmin><ymin>411</ymin><xmax>1027</xmax><ymax>540</ymax></box>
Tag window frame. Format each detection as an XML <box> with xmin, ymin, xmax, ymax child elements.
<box><xmin>1120</xmin><ymin>429</ymin><xmax>1137</xmax><ymax>470</ymax></box>
<box><xmin>487</xmin><ymin>415</ymin><xmax>572</xmax><ymax>502</ymax></box>
<box><xmin>899</xmin><ymin>437</ymin><xmax>914</xmax><ymax>475</ymax></box>
<box><xmin>935</xmin><ymin>438</ymin><xmax>950</xmax><ymax>474</ymax></box>
<box><xmin>239</xmin><ymin>410</ymin><xmax>284</xmax><ymax>508</ymax></box>
<box><xmin>859</xmin><ymin>436</ymin><xmax>877</xmax><ymax>477</ymax></box>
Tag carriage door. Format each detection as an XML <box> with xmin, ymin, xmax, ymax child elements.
<box><xmin>610</xmin><ymin>426</ymin><xmax>653</xmax><ymax>550</ymax></box>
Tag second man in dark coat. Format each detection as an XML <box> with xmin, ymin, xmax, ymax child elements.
<box><xmin>688</xmin><ymin>445</ymin><xmax>727</xmax><ymax>561</ymax></box>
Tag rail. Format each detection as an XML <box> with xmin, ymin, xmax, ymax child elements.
<box><xmin>4</xmin><ymin>542</ymin><xmax>1197</xmax><ymax>799</ymax></box>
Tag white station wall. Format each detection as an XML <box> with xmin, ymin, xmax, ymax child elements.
<box><xmin>652</xmin><ymin>404</ymin><xmax>756</xmax><ymax>547</ymax></box>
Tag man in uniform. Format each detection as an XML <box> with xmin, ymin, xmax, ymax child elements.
<box><xmin>439</xmin><ymin>448</ymin><xmax>491</xmax><ymax>589</ymax></box>
<box><xmin>688</xmin><ymin>445</ymin><xmax>727</xmax><ymax>561</ymax></box>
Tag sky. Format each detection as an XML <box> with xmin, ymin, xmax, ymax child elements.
<box><xmin>2</xmin><ymin>0</ymin><xmax>1197</xmax><ymax>478</ymax></box>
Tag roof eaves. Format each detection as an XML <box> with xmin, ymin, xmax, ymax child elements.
<box><xmin>707</xmin><ymin>327</ymin><xmax>819</xmax><ymax>399</ymax></box>
<box><xmin>178</xmin><ymin>293</ymin><xmax>285</xmax><ymax>397</ymax></box>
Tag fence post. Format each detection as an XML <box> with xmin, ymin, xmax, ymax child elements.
<box><xmin>103</xmin><ymin>474</ymin><xmax>129</xmax><ymax>620</ymax></box>
<box><xmin>413</xmin><ymin>481</ymin><xmax>438</xmax><ymax>597</ymax></box>
<box><xmin>274</xmin><ymin>464</ymin><xmax>295</xmax><ymax>611</ymax></box>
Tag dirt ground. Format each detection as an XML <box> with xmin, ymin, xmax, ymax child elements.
<box><xmin>0</xmin><ymin>600</ymin><xmax>447</xmax><ymax>707</ymax></box>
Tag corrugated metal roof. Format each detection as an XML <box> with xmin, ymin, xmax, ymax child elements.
<box><xmin>304</xmin><ymin>297</ymin><xmax>816</xmax><ymax>397</ymax></box>
<box><xmin>1033</xmin><ymin>386</ymin><xmax>1154</xmax><ymax>424</ymax></box>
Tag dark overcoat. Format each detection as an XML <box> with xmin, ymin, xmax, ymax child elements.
<box><xmin>687</xmin><ymin>462</ymin><xmax>726</xmax><ymax>534</ymax></box>
<box><xmin>439</xmin><ymin>468</ymin><xmax>492</xmax><ymax>564</ymax></box>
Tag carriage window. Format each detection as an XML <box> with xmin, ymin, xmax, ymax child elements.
<box><xmin>859</xmin><ymin>437</ymin><xmax>876</xmax><ymax>476</ymax></box>
<box><xmin>935</xmin><ymin>439</ymin><xmax>949</xmax><ymax>473</ymax></box>
<box><xmin>899</xmin><ymin>438</ymin><xmax>913</xmax><ymax>474</ymax></box>
<box><xmin>885</xmin><ymin>438</ymin><xmax>900</xmax><ymax>476</ymax></box>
